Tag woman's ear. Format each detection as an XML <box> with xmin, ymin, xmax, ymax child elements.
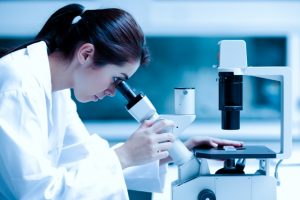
<box><xmin>77</xmin><ymin>43</ymin><xmax>95</xmax><ymax>65</ymax></box>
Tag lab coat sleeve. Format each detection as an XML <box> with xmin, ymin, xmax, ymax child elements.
<box><xmin>58</xmin><ymin>90</ymin><xmax>90</xmax><ymax>147</ymax></box>
<box><xmin>112</xmin><ymin>144</ymin><xmax>168</xmax><ymax>193</ymax></box>
<box><xmin>0</xmin><ymin>90</ymin><xmax>129</xmax><ymax>200</ymax></box>
<box><xmin>123</xmin><ymin>161</ymin><xmax>168</xmax><ymax>193</ymax></box>
<box><xmin>62</xmin><ymin>91</ymin><xmax>168</xmax><ymax>193</ymax></box>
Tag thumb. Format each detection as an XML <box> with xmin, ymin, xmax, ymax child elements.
<box><xmin>140</xmin><ymin>119</ymin><xmax>156</xmax><ymax>129</ymax></box>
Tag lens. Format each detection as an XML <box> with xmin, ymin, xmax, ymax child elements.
<box><xmin>219</xmin><ymin>72</ymin><xmax>243</xmax><ymax>130</ymax></box>
<box><xmin>115</xmin><ymin>80</ymin><xmax>137</xmax><ymax>102</ymax></box>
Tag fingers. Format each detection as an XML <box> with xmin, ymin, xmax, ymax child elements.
<box><xmin>211</xmin><ymin>138</ymin><xmax>244</xmax><ymax>147</ymax></box>
<box><xmin>184</xmin><ymin>136</ymin><xmax>209</xmax><ymax>150</ymax></box>
<box><xmin>139</xmin><ymin>119</ymin><xmax>156</xmax><ymax>129</ymax></box>
<box><xmin>138</xmin><ymin>119</ymin><xmax>175</xmax><ymax>137</ymax></box>
<box><xmin>139</xmin><ymin>119</ymin><xmax>174</xmax><ymax>134</ymax></box>
<box><xmin>151</xmin><ymin>119</ymin><xmax>175</xmax><ymax>133</ymax></box>
<box><xmin>156</xmin><ymin>141</ymin><xmax>173</xmax><ymax>152</ymax></box>
<box><xmin>207</xmin><ymin>140</ymin><xmax>218</xmax><ymax>148</ymax></box>
<box><xmin>148</xmin><ymin>133</ymin><xmax>174</xmax><ymax>154</ymax></box>
<box><xmin>154</xmin><ymin>132</ymin><xmax>175</xmax><ymax>143</ymax></box>
<box><xmin>153</xmin><ymin>143</ymin><xmax>171</xmax><ymax>160</ymax></box>
<box><xmin>153</xmin><ymin>139</ymin><xmax>174</xmax><ymax>160</ymax></box>
<box><xmin>156</xmin><ymin>151</ymin><xmax>169</xmax><ymax>160</ymax></box>
<box><xmin>185</xmin><ymin>136</ymin><xmax>244</xmax><ymax>150</ymax></box>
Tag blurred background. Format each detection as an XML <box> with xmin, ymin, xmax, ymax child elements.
<box><xmin>0</xmin><ymin>0</ymin><xmax>300</xmax><ymax>142</ymax></box>
<box><xmin>1</xmin><ymin>0</ymin><xmax>300</xmax><ymax>199</ymax></box>
<box><xmin>1</xmin><ymin>0</ymin><xmax>299</xmax><ymax>142</ymax></box>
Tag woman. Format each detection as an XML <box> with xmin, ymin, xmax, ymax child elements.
<box><xmin>0</xmin><ymin>4</ymin><xmax>242</xmax><ymax>200</ymax></box>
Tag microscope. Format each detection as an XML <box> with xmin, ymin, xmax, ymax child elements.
<box><xmin>116</xmin><ymin>80</ymin><xmax>205</xmax><ymax>183</ymax></box>
<box><xmin>116</xmin><ymin>40</ymin><xmax>292</xmax><ymax>200</ymax></box>
<box><xmin>172</xmin><ymin>40</ymin><xmax>292</xmax><ymax>200</ymax></box>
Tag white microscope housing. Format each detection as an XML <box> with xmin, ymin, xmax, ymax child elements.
<box><xmin>172</xmin><ymin>40</ymin><xmax>292</xmax><ymax>200</ymax></box>
<box><xmin>116</xmin><ymin>40</ymin><xmax>291</xmax><ymax>200</ymax></box>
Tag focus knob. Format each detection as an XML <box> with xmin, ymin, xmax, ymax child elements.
<box><xmin>198</xmin><ymin>189</ymin><xmax>216</xmax><ymax>200</ymax></box>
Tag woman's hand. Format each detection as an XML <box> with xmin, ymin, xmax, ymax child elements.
<box><xmin>115</xmin><ymin>119</ymin><xmax>175</xmax><ymax>169</ymax></box>
<box><xmin>160</xmin><ymin>136</ymin><xmax>244</xmax><ymax>165</ymax></box>
<box><xmin>184</xmin><ymin>136</ymin><xmax>243</xmax><ymax>151</ymax></box>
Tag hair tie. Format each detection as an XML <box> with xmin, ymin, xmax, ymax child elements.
<box><xmin>72</xmin><ymin>16</ymin><xmax>82</xmax><ymax>24</ymax></box>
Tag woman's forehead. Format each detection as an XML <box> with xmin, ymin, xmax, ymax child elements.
<box><xmin>107</xmin><ymin>61</ymin><xmax>139</xmax><ymax>77</ymax></box>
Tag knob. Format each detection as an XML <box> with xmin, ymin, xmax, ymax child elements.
<box><xmin>198</xmin><ymin>189</ymin><xmax>216</xmax><ymax>200</ymax></box>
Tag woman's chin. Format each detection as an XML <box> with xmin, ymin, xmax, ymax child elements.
<box><xmin>74</xmin><ymin>96</ymin><xmax>92</xmax><ymax>103</ymax></box>
<box><xmin>74</xmin><ymin>94</ymin><xmax>104</xmax><ymax>103</ymax></box>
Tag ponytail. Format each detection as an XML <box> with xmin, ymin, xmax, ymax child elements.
<box><xmin>35</xmin><ymin>4</ymin><xmax>84</xmax><ymax>54</ymax></box>
<box><xmin>36</xmin><ymin>3</ymin><xmax>150</xmax><ymax>66</ymax></box>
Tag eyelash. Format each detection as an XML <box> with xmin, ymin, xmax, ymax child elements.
<box><xmin>112</xmin><ymin>77</ymin><xmax>125</xmax><ymax>87</ymax></box>
<box><xmin>113</xmin><ymin>77</ymin><xmax>122</xmax><ymax>82</ymax></box>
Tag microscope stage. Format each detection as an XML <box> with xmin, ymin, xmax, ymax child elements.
<box><xmin>193</xmin><ymin>145</ymin><xmax>276</xmax><ymax>159</ymax></box>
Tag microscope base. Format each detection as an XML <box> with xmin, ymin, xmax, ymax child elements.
<box><xmin>172</xmin><ymin>175</ymin><xmax>276</xmax><ymax>200</ymax></box>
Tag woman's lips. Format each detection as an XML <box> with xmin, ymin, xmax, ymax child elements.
<box><xmin>94</xmin><ymin>94</ymin><xmax>104</xmax><ymax>101</ymax></box>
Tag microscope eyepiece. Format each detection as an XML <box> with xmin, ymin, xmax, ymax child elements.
<box><xmin>115</xmin><ymin>79</ymin><xmax>144</xmax><ymax>110</ymax></box>
<box><xmin>115</xmin><ymin>80</ymin><xmax>137</xmax><ymax>102</ymax></box>
<box><xmin>219</xmin><ymin>72</ymin><xmax>243</xmax><ymax>130</ymax></box>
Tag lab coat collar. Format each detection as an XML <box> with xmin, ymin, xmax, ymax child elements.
<box><xmin>26</xmin><ymin>41</ymin><xmax>52</xmax><ymax>100</ymax></box>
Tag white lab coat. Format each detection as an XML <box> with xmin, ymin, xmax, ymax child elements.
<box><xmin>0</xmin><ymin>42</ymin><xmax>167</xmax><ymax>200</ymax></box>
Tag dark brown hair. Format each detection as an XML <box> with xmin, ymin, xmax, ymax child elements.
<box><xmin>3</xmin><ymin>4</ymin><xmax>150</xmax><ymax>67</ymax></box>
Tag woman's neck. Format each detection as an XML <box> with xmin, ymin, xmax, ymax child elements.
<box><xmin>48</xmin><ymin>52</ymin><xmax>74</xmax><ymax>92</ymax></box>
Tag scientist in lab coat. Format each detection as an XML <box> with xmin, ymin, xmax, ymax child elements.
<box><xmin>0</xmin><ymin>4</ymin><xmax>243</xmax><ymax>200</ymax></box>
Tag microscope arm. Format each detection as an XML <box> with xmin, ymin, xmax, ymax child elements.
<box><xmin>219</xmin><ymin>66</ymin><xmax>292</xmax><ymax>159</ymax></box>
<box><xmin>218</xmin><ymin>40</ymin><xmax>292</xmax><ymax>159</ymax></box>
<box><xmin>244</xmin><ymin>67</ymin><xmax>292</xmax><ymax>159</ymax></box>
